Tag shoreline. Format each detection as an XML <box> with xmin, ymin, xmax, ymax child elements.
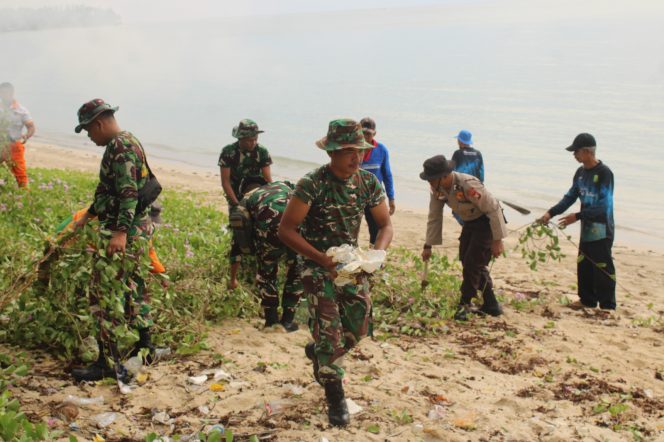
<box><xmin>24</xmin><ymin>136</ymin><xmax>663</xmax><ymax>255</ymax></box>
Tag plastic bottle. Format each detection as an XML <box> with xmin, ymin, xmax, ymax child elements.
<box><xmin>124</xmin><ymin>356</ymin><xmax>143</xmax><ymax>376</ymax></box>
<box><xmin>63</xmin><ymin>395</ymin><xmax>104</xmax><ymax>407</ymax></box>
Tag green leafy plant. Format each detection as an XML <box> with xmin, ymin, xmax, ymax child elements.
<box><xmin>516</xmin><ymin>223</ymin><xmax>564</xmax><ymax>270</ymax></box>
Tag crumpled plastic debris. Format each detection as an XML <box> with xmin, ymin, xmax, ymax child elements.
<box><xmin>427</xmin><ymin>404</ymin><xmax>446</xmax><ymax>420</ymax></box>
<box><xmin>92</xmin><ymin>412</ymin><xmax>118</xmax><ymax>428</ymax></box>
<box><xmin>346</xmin><ymin>398</ymin><xmax>363</xmax><ymax>415</ymax></box>
<box><xmin>326</xmin><ymin>245</ymin><xmax>387</xmax><ymax>286</ymax></box>
<box><xmin>152</xmin><ymin>410</ymin><xmax>173</xmax><ymax>425</ymax></box>
<box><xmin>187</xmin><ymin>375</ymin><xmax>208</xmax><ymax>385</ymax></box>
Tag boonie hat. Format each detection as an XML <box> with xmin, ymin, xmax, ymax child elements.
<box><xmin>360</xmin><ymin>117</ymin><xmax>376</xmax><ymax>134</ymax></box>
<box><xmin>315</xmin><ymin>118</ymin><xmax>374</xmax><ymax>152</ymax></box>
<box><xmin>455</xmin><ymin>129</ymin><xmax>473</xmax><ymax>145</ymax></box>
<box><xmin>232</xmin><ymin>119</ymin><xmax>264</xmax><ymax>139</ymax></box>
<box><xmin>419</xmin><ymin>155</ymin><xmax>456</xmax><ymax>181</ymax></box>
<box><xmin>566</xmin><ymin>133</ymin><xmax>596</xmax><ymax>151</ymax></box>
<box><xmin>75</xmin><ymin>99</ymin><xmax>118</xmax><ymax>133</ymax></box>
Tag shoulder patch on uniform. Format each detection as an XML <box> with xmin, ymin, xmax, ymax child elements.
<box><xmin>467</xmin><ymin>188</ymin><xmax>481</xmax><ymax>200</ymax></box>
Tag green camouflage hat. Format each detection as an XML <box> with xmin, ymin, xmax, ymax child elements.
<box><xmin>232</xmin><ymin>119</ymin><xmax>264</xmax><ymax>139</ymax></box>
<box><xmin>75</xmin><ymin>98</ymin><xmax>118</xmax><ymax>133</ymax></box>
<box><xmin>315</xmin><ymin>118</ymin><xmax>374</xmax><ymax>152</ymax></box>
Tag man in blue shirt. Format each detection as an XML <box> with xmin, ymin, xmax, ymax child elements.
<box><xmin>360</xmin><ymin>117</ymin><xmax>395</xmax><ymax>245</ymax></box>
<box><xmin>452</xmin><ymin>129</ymin><xmax>484</xmax><ymax>183</ymax></box>
<box><xmin>538</xmin><ymin>133</ymin><xmax>616</xmax><ymax>310</ymax></box>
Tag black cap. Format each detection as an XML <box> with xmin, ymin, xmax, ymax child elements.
<box><xmin>566</xmin><ymin>133</ymin><xmax>596</xmax><ymax>152</ymax></box>
<box><xmin>419</xmin><ymin>155</ymin><xmax>456</xmax><ymax>181</ymax></box>
<box><xmin>360</xmin><ymin>117</ymin><xmax>376</xmax><ymax>134</ymax></box>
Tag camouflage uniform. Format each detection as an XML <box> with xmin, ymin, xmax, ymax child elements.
<box><xmin>218</xmin><ymin>119</ymin><xmax>272</xmax><ymax>263</ymax></box>
<box><xmin>295</xmin><ymin>162</ymin><xmax>385</xmax><ymax>383</ymax></box>
<box><xmin>77</xmin><ymin>99</ymin><xmax>155</xmax><ymax>360</ymax></box>
<box><xmin>241</xmin><ymin>181</ymin><xmax>302</xmax><ymax>312</ymax></box>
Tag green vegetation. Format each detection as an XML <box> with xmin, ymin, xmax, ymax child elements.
<box><xmin>0</xmin><ymin>166</ymin><xmax>465</xmax><ymax>439</ymax></box>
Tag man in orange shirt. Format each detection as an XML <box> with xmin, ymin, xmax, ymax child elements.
<box><xmin>0</xmin><ymin>83</ymin><xmax>36</xmax><ymax>188</ymax></box>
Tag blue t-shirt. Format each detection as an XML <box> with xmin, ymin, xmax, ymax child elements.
<box><xmin>452</xmin><ymin>147</ymin><xmax>484</xmax><ymax>183</ymax></box>
<box><xmin>548</xmin><ymin>161</ymin><xmax>615</xmax><ymax>242</ymax></box>
<box><xmin>360</xmin><ymin>140</ymin><xmax>395</xmax><ymax>200</ymax></box>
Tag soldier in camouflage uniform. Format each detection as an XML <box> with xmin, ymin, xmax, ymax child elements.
<box><xmin>71</xmin><ymin>99</ymin><xmax>156</xmax><ymax>382</ymax></box>
<box><xmin>218</xmin><ymin>119</ymin><xmax>273</xmax><ymax>289</ymax></box>
<box><xmin>238</xmin><ymin>177</ymin><xmax>302</xmax><ymax>331</ymax></box>
<box><xmin>278</xmin><ymin>119</ymin><xmax>393</xmax><ymax>427</ymax></box>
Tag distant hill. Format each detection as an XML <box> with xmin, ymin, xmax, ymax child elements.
<box><xmin>0</xmin><ymin>6</ymin><xmax>120</xmax><ymax>33</ymax></box>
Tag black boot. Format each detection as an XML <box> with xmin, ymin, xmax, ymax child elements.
<box><xmin>280</xmin><ymin>308</ymin><xmax>299</xmax><ymax>332</ymax></box>
<box><xmin>130</xmin><ymin>328</ymin><xmax>156</xmax><ymax>363</ymax></box>
<box><xmin>453</xmin><ymin>303</ymin><xmax>473</xmax><ymax>321</ymax></box>
<box><xmin>305</xmin><ymin>342</ymin><xmax>321</xmax><ymax>385</ymax></box>
<box><xmin>264</xmin><ymin>307</ymin><xmax>279</xmax><ymax>328</ymax></box>
<box><xmin>72</xmin><ymin>341</ymin><xmax>128</xmax><ymax>383</ymax></box>
<box><xmin>324</xmin><ymin>381</ymin><xmax>350</xmax><ymax>427</ymax></box>
<box><xmin>475</xmin><ymin>291</ymin><xmax>503</xmax><ymax>317</ymax></box>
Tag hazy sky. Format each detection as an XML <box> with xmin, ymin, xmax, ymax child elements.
<box><xmin>3</xmin><ymin>0</ymin><xmax>469</xmax><ymax>22</ymax></box>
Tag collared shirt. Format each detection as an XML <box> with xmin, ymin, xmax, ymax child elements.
<box><xmin>0</xmin><ymin>100</ymin><xmax>33</xmax><ymax>142</ymax></box>
<box><xmin>426</xmin><ymin>171</ymin><xmax>508</xmax><ymax>245</ymax></box>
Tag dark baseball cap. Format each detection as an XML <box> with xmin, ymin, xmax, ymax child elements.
<box><xmin>75</xmin><ymin>98</ymin><xmax>118</xmax><ymax>133</ymax></box>
<box><xmin>419</xmin><ymin>155</ymin><xmax>456</xmax><ymax>181</ymax></box>
<box><xmin>566</xmin><ymin>133</ymin><xmax>596</xmax><ymax>152</ymax></box>
<box><xmin>360</xmin><ymin>117</ymin><xmax>376</xmax><ymax>134</ymax></box>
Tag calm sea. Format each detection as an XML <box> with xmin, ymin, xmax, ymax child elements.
<box><xmin>2</xmin><ymin>2</ymin><xmax>663</xmax><ymax>249</ymax></box>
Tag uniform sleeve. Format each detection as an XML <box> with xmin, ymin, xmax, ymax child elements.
<box><xmin>577</xmin><ymin>168</ymin><xmax>613</xmax><ymax>223</ymax></box>
<box><xmin>20</xmin><ymin>107</ymin><xmax>33</xmax><ymax>124</ymax></box>
<box><xmin>294</xmin><ymin>175</ymin><xmax>316</xmax><ymax>206</ymax></box>
<box><xmin>364</xmin><ymin>172</ymin><xmax>386</xmax><ymax>208</ymax></box>
<box><xmin>218</xmin><ymin>145</ymin><xmax>234</xmax><ymax>168</ymax></box>
<box><xmin>381</xmin><ymin>146</ymin><xmax>395</xmax><ymax>200</ymax></box>
<box><xmin>112</xmin><ymin>144</ymin><xmax>141</xmax><ymax>231</ymax></box>
<box><xmin>548</xmin><ymin>171</ymin><xmax>580</xmax><ymax>217</ymax></box>
<box><xmin>464</xmin><ymin>179</ymin><xmax>508</xmax><ymax>240</ymax></box>
<box><xmin>425</xmin><ymin>191</ymin><xmax>445</xmax><ymax>246</ymax></box>
<box><xmin>259</xmin><ymin>147</ymin><xmax>273</xmax><ymax>168</ymax></box>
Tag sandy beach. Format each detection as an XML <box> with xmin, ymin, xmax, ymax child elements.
<box><xmin>9</xmin><ymin>139</ymin><xmax>664</xmax><ymax>441</ymax></box>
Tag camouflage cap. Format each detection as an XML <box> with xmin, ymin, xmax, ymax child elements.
<box><xmin>315</xmin><ymin>118</ymin><xmax>374</xmax><ymax>152</ymax></box>
<box><xmin>75</xmin><ymin>98</ymin><xmax>118</xmax><ymax>133</ymax></box>
<box><xmin>232</xmin><ymin>119</ymin><xmax>264</xmax><ymax>139</ymax></box>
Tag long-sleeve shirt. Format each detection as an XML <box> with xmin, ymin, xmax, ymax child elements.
<box><xmin>548</xmin><ymin>161</ymin><xmax>614</xmax><ymax>242</ymax></box>
<box><xmin>426</xmin><ymin>172</ymin><xmax>508</xmax><ymax>245</ymax></box>
<box><xmin>361</xmin><ymin>140</ymin><xmax>395</xmax><ymax>200</ymax></box>
<box><xmin>452</xmin><ymin>147</ymin><xmax>484</xmax><ymax>183</ymax></box>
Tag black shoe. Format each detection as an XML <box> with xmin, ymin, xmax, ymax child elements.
<box><xmin>305</xmin><ymin>342</ymin><xmax>321</xmax><ymax>385</ymax></box>
<box><xmin>475</xmin><ymin>303</ymin><xmax>503</xmax><ymax>317</ymax></box>
<box><xmin>453</xmin><ymin>304</ymin><xmax>473</xmax><ymax>321</ymax></box>
<box><xmin>130</xmin><ymin>328</ymin><xmax>156</xmax><ymax>363</ymax></box>
<box><xmin>71</xmin><ymin>360</ymin><xmax>115</xmax><ymax>382</ymax></box>
<box><xmin>264</xmin><ymin>307</ymin><xmax>279</xmax><ymax>328</ymax></box>
<box><xmin>324</xmin><ymin>381</ymin><xmax>350</xmax><ymax>427</ymax></box>
<box><xmin>280</xmin><ymin>308</ymin><xmax>299</xmax><ymax>332</ymax></box>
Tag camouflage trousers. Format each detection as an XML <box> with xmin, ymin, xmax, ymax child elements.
<box><xmin>90</xmin><ymin>221</ymin><xmax>154</xmax><ymax>362</ymax></box>
<box><xmin>303</xmin><ymin>266</ymin><xmax>371</xmax><ymax>384</ymax></box>
<box><xmin>256</xmin><ymin>241</ymin><xmax>302</xmax><ymax>310</ymax></box>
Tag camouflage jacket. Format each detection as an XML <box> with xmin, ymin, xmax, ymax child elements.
<box><xmin>218</xmin><ymin>141</ymin><xmax>272</xmax><ymax>202</ymax></box>
<box><xmin>88</xmin><ymin>131</ymin><xmax>150</xmax><ymax>231</ymax></box>
<box><xmin>294</xmin><ymin>165</ymin><xmax>385</xmax><ymax>263</ymax></box>
<box><xmin>242</xmin><ymin>180</ymin><xmax>294</xmax><ymax>248</ymax></box>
